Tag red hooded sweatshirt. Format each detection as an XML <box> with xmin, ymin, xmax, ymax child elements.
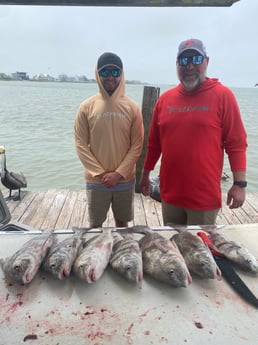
<box><xmin>144</xmin><ymin>78</ymin><xmax>247</xmax><ymax>210</ymax></box>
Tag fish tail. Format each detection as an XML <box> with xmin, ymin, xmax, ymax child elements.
<box><xmin>34</xmin><ymin>228</ymin><xmax>58</xmax><ymax>262</ymax></box>
<box><xmin>42</xmin><ymin>228</ymin><xmax>57</xmax><ymax>241</ymax></box>
<box><xmin>166</xmin><ymin>223</ymin><xmax>189</xmax><ymax>232</ymax></box>
<box><xmin>116</xmin><ymin>228</ymin><xmax>135</xmax><ymax>237</ymax></box>
<box><xmin>200</xmin><ymin>225</ymin><xmax>223</xmax><ymax>233</ymax></box>
<box><xmin>165</xmin><ymin>222</ymin><xmax>183</xmax><ymax>228</ymax></box>
<box><xmin>72</xmin><ymin>226</ymin><xmax>92</xmax><ymax>238</ymax></box>
<box><xmin>129</xmin><ymin>225</ymin><xmax>151</xmax><ymax>235</ymax></box>
<box><xmin>72</xmin><ymin>226</ymin><xmax>92</xmax><ymax>233</ymax></box>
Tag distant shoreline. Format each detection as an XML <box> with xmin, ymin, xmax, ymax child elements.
<box><xmin>0</xmin><ymin>78</ymin><xmax>254</xmax><ymax>89</ymax></box>
<box><xmin>0</xmin><ymin>78</ymin><xmax>150</xmax><ymax>86</ymax></box>
<box><xmin>0</xmin><ymin>72</ymin><xmax>150</xmax><ymax>86</ymax></box>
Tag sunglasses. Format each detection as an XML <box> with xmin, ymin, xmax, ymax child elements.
<box><xmin>99</xmin><ymin>68</ymin><xmax>122</xmax><ymax>78</ymax></box>
<box><xmin>178</xmin><ymin>55</ymin><xmax>204</xmax><ymax>67</ymax></box>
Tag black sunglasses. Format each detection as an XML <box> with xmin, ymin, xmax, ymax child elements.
<box><xmin>178</xmin><ymin>55</ymin><xmax>204</xmax><ymax>67</ymax></box>
<box><xmin>99</xmin><ymin>68</ymin><xmax>122</xmax><ymax>78</ymax></box>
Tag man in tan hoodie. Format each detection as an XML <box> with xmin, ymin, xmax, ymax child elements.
<box><xmin>74</xmin><ymin>52</ymin><xmax>144</xmax><ymax>228</ymax></box>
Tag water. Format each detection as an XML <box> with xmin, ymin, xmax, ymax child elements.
<box><xmin>0</xmin><ymin>81</ymin><xmax>257</xmax><ymax>192</ymax></box>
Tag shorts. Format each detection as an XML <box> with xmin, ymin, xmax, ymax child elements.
<box><xmin>162</xmin><ymin>202</ymin><xmax>220</xmax><ymax>225</ymax></box>
<box><xmin>86</xmin><ymin>186</ymin><xmax>134</xmax><ymax>226</ymax></box>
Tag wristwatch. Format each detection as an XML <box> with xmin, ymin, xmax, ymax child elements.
<box><xmin>233</xmin><ymin>181</ymin><xmax>247</xmax><ymax>188</ymax></box>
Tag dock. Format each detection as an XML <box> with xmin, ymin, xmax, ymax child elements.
<box><xmin>2</xmin><ymin>189</ymin><xmax>258</xmax><ymax>230</ymax></box>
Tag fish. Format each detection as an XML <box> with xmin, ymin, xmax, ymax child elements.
<box><xmin>0</xmin><ymin>231</ymin><xmax>56</xmax><ymax>284</ymax></box>
<box><xmin>202</xmin><ymin>225</ymin><xmax>258</xmax><ymax>274</ymax></box>
<box><xmin>109</xmin><ymin>230</ymin><xmax>143</xmax><ymax>283</ymax></box>
<box><xmin>42</xmin><ymin>228</ymin><xmax>88</xmax><ymax>280</ymax></box>
<box><xmin>132</xmin><ymin>226</ymin><xmax>192</xmax><ymax>287</ymax></box>
<box><xmin>170</xmin><ymin>226</ymin><xmax>221</xmax><ymax>279</ymax></box>
<box><xmin>73</xmin><ymin>228</ymin><xmax>114</xmax><ymax>283</ymax></box>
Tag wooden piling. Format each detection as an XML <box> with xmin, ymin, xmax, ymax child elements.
<box><xmin>135</xmin><ymin>85</ymin><xmax>160</xmax><ymax>193</ymax></box>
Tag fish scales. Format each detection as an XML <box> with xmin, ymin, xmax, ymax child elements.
<box><xmin>109</xmin><ymin>232</ymin><xmax>143</xmax><ymax>283</ymax></box>
<box><xmin>202</xmin><ymin>226</ymin><xmax>258</xmax><ymax>274</ymax></box>
<box><xmin>42</xmin><ymin>230</ymin><xmax>84</xmax><ymax>280</ymax></box>
<box><xmin>73</xmin><ymin>228</ymin><xmax>114</xmax><ymax>283</ymax></box>
<box><xmin>132</xmin><ymin>226</ymin><xmax>192</xmax><ymax>288</ymax></box>
<box><xmin>171</xmin><ymin>227</ymin><xmax>221</xmax><ymax>279</ymax></box>
<box><xmin>0</xmin><ymin>231</ymin><xmax>56</xmax><ymax>284</ymax></box>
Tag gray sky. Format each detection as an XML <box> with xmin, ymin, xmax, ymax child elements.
<box><xmin>0</xmin><ymin>0</ymin><xmax>257</xmax><ymax>87</ymax></box>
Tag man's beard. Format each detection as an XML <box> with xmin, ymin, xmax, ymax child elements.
<box><xmin>181</xmin><ymin>75</ymin><xmax>200</xmax><ymax>91</ymax></box>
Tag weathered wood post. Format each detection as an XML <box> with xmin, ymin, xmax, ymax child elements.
<box><xmin>135</xmin><ymin>85</ymin><xmax>160</xmax><ymax>193</ymax></box>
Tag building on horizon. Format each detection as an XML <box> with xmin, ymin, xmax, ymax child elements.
<box><xmin>11</xmin><ymin>71</ymin><xmax>29</xmax><ymax>80</ymax></box>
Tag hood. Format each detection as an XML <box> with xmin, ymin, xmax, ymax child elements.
<box><xmin>95</xmin><ymin>66</ymin><xmax>126</xmax><ymax>100</ymax></box>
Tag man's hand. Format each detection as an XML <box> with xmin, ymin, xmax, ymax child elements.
<box><xmin>227</xmin><ymin>185</ymin><xmax>246</xmax><ymax>209</ymax></box>
<box><xmin>140</xmin><ymin>172</ymin><xmax>151</xmax><ymax>196</ymax></box>
<box><xmin>100</xmin><ymin>172</ymin><xmax>122</xmax><ymax>188</ymax></box>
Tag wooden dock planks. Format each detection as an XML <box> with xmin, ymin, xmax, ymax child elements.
<box><xmin>2</xmin><ymin>189</ymin><xmax>258</xmax><ymax>230</ymax></box>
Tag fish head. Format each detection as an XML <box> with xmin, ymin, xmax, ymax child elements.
<box><xmin>47</xmin><ymin>256</ymin><xmax>70</xmax><ymax>280</ymax></box>
<box><xmin>236</xmin><ymin>247</ymin><xmax>258</xmax><ymax>273</ymax></box>
<box><xmin>191</xmin><ymin>252</ymin><xmax>221</xmax><ymax>279</ymax></box>
<box><xmin>75</xmin><ymin>259</ymin><xmax>99</xmax><ymax>283</ymax></box>
<box><xmin>159</xmin><ymin>255</ymin><xmax>192</xmax><ymax>288</ymax></box>
<box><xmin>75</xmin><ymin>262</ymin><xmax>90</xmax><ymax>281</ymax></box>
<box><xmin>119</xmin><ymin>254</ymin><xmax>143</xmax><ymax>283</ymax></box>
<box><xmin>9</xmin><ymin>258</ymin><xmax>32</xmax><ymax>284</ymax></box>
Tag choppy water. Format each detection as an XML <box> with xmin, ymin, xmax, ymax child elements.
<box><xmin>0</xmin><ymin>81</ymin><xmax>257</xmax><ymax>192</ymax></box>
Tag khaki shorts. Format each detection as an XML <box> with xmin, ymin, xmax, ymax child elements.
<box><xmin>86</xmin><ymin>186</ymin><xmax>134</xmax><ymax>226</ymax></box>
<box><xmin>162</xmin><ymin>202</ymin><xmax>220</xmax><ymax>226</ymax></box>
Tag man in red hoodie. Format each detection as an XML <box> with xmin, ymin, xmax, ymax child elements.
<box><xmin>140</xmin><ymin>38</ymin><xmax>247</xmax><ymax>225</ymax></box>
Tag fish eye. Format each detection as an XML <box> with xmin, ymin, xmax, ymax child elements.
<box><xmin>14</xmin><ymin>265</ymin><xmax>21</xmax><ymax>271</ymax></box>
<box><xmin>79</xmin><ymin>264</ymin><xmax>87</xmax><ymax>270</ymax></box>
<box><xmin>126</xmin><ymin>266</ymin><xmax>131</xmax><ymax>272</ymax></box>
<box><xmin>169</xmin><ymin>269</ymin><xmax>174</xmax><ymax>276</ymax></box>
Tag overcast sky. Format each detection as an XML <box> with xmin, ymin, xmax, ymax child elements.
<box><xmin>0</xmin><ymin>0</ymin><xmax>257</xmax><ymax>87</ymax></box>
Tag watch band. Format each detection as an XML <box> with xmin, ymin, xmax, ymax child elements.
<box><xmin>233</xmin><ymin>181</ymin><xmax>247</xmax><ymax>188</ymax></box>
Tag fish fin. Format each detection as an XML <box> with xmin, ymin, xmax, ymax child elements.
<box><xmin>170</xmin><ymin>239</ymin><xmax>181</xmax><ymax>250</ymax></box>
<box><xmin>155</xmin><ymin>238</ymin><xmax>180</xmax><ymax>253</ymax></box>
<box><xmin>216</xmin><ymin>265</ymin><xmax>222</xmax><ymax>280</ymax></box>
<box><xmin>170</xmin><ymin>233</ymin><xmax>179</xmax><ymax>242</ymax></box>
<box><xmin>187</xmin><ymin>270</ymin><xmax>193</xmax><ymax>285</ymax></box>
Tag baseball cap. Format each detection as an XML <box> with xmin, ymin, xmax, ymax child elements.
<box><xmin>177</xmin><ymin>39</ymin><xmax>207</xmax><ymax>57</ymax></box>
<box><xmin>97</xmin><ymin>52</ymin><xmax>123</xmax><ymax>71</ymax></box>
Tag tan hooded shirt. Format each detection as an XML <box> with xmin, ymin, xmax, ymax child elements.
<box><xmin>74</xmin><ymin>67</ymin><xmax>144</xmax><ymax>184</ymax></box>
